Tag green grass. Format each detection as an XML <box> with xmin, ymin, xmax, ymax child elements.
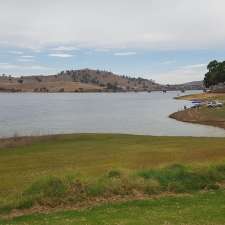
<box><xmin>1</xmin><ymin>163</ymin><xmax>224</xmax><ymax>213</ymax></box>
<box><xmin>1</xmin><ymin>190</ymin><xmax>225</xmax><ymax>225</ymax></box>
<box><xmin>1</xmin><ymin>134</ymin><xmax>225</xmax><ymax>202</ymax></box>
<box><xmin>199</xmin><ymin>106</ymin><xmax>225</xmax><ymax>121</ymax></box>
<box><xmin>177</xmin><ymin>92</ymin><xmax>225</xmax><ymax>101</ymax></box>
<box><xmin>1</xmin><ymin>134</ymin><xmax>225</xmax><ymax>223</ymax></box>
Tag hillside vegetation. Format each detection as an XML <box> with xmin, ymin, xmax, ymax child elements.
<box><xmin>0</xmin><ymin>69</ymin><xmax>202</xmax><ymax>92</ymax></box>
<box><xmin>0</xmin><ymin>69</ymin><xmax>160</xmax><ymax>92</ymax></box>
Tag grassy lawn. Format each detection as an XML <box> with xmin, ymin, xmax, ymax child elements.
<box><xmin>1</xmin><ymin>134</ymin><xmax>225</xmax><ymax>201</ymax></box>
<box><xmin>1</xmin><ymin>190</ymin><xmax>225</xmax><ymax>225</ymax></box>
<box><xmin>199</xmin><ymin>105</ymin><xmax>225</xmax><ymax>121</ymax></box>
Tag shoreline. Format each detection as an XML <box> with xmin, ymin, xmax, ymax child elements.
<box><xmin>169</xmin><ymin>109</ymin><xmax>225</xmax><ymax>130</ymax></box>
<box><xmin>170</xmin><ymin>92</ymin><xmax>225</xmax><ymax>130</ymax></box>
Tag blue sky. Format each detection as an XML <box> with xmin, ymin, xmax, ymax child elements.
<box><xmin>1</xmin><ymin>0</ymin><xmax>225</xmax><ymax>84</ymax></box>
<box><xmin>1</xmin><ymin>47</ymin><xmax>225</xmax><ymax>84</ymax></box>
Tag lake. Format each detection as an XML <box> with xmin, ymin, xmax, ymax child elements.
<box><xmin>0</xmin><ymin>91</ymin><xmax>224</xmax><ymax>137</ymax></box>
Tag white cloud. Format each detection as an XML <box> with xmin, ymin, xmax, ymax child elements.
<box><xmin>21</xmin><ymin>55</ymin><xmax>34</xmax><ymax>58</ymax></box>
<box><xmin>161</xmin><ymin>60</ymin><xmax>176</xmax><ymax>65</ymax></box>
<box><xmin>0</xmin><ymin>62</ymin><xmax>54</xmax><ymax>76</ymax></box>
<box><xmin>0</xmin><ymin>0</ymin><xmax>225</xmax><ymax>50</ymax></box>
<box><xmin>0</xmin><ymin>62</ymin><xmax>49</xmax><ymax>71</ymax></box>
<box><xmin>8</xmin><ymin>50</ymin><xmax>23</xmax><ymax>55</ymax></box>
<box><xmin>18</xmin><ymin>58</ymin><xmax>35</xmax><ymax>62</ymax></box>
<box><xmin>28</xmin><ymin>65</ymin><xmax>50</xmax><ymax>70</ymax></box>
<box><xmin>48</xmin><ymin>53</ymin><xmax>73</xmax><ymax>58</ymax></box>
<box><xmin>114</xmin><ymin>52</ymin><xmax>137</xmax><ymax>56</ymax></box>
<box><xmin>0</xmin><ymin>63</ymin><xmax>17</xmax><ymax>69</ymax></box>
<box><xmin>51</xmin><ymin>46</ymin><xmax>78</xmax><ymax>51</ymax></box>
<box><xmin>182</xmin><ymin>63</ymin><xmax>207</xmax><ymax>69</ymax></box>
<box><xmin>94</xmin><ymin>48</ymin><xmax>110</xmax><ymax>52</ymax></box>
<box><xmin>153</xmin><ymin>64</ymin><xmax>208</xmax><ymax>84</ymax></box>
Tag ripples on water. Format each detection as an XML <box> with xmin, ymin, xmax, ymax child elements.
<box><xmin>0</xmin><ymin>91</ymin><xmax>224</xmax><ymax>137</ymax></box>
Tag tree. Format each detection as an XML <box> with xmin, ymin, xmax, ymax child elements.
<box><xmin>207</xmin><ymin>60</ymin><xmax>218</xmax><ymax>72</ymax></box>
<box><xmin>204</xmin><ymin>60</ymin><xmax>225</xmax><ymax>88</ymax></box>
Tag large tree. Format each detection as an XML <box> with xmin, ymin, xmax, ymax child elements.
<box><xmin>204</xmin><ymin>60</ymin><xmax>225</xmax><ymax>88</ymax></box>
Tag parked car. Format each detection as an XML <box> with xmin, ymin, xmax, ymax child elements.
<box><xmin>191</xmin><ymin>103</ymin><xmax>204</xmax><ymax>109</ymax></box>
<box><xmin>207</xmin><ymin>101</ymin><xmax>223</xmax><ymax>108</ymax></box>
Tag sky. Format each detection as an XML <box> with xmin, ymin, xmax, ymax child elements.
<box><xmin>0</xmin><ymin>0</ymin><xmax>225</xmax><ymax>84</ymax></box>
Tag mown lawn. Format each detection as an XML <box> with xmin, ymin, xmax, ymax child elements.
<box><xmin>1</xmin><ymin>134</ymin><xmax>225</xmax><ymax>201</ymax></box>
<box><xmin>1</xmin><ymin>190</ymin><xmax>225</xmax><ymax>225</ymax></box>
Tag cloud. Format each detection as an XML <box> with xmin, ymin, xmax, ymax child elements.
<box><xmin>0</xmin><ymin>62</ymin><xmax>54</xmax><ymax>76</ymax></box>
<box><xmin>51</xmin><ymin>46</ymin><xmax>78</xmax><ymax>51</ymax></box>
<box><xmin>0</xmin><ymin>0</ymin><xmax>225</xmax><ymax>50</ymax></box>
<box><xmin>48</xmin><ymin>53</ymin><xmax>73</xmax><ymax>58</ymax></box>
<box><xmin>21</xmin><ymin>55</ymin><xmax>34</xmax><ymax>58</ymax></box>
<box><xmin>0</xmin><ymin>63</ymin><xmax>17</xmax><ymax>69</ymax></box>
<box><xmin>94</xmin><ymin>48</ymin><xmax>110</xmax><ymax>52</ymax></box>
<box><xmin>153</xmin><ymin>64</ymin><xmax>208</xmax><ymax>84</ymax></box>
<box><xmin>161</xmin><ymin>60</ymin><xmax>176</xmax><ymax>65</ymax></box>
<box><xmin>114</xmin><ymin>52</ymin><xmax>137</xmax><ymax>56</ymax></box>
<box><xmin>0</xmin><ymin>62</ymin><xmax>49</xmax><ymax>70</ymax></box>
<box><xmin>182</xmin><ymin>63</ymin><xmax>207</xmax><ymax>69</ymax></box>
<box><xmin>18</xmin><ymin>58</ymin><xmax>35</xmax><ymax>62</ymax></box>
<box><xmin>8</xmin><ymin>50</ymin><xmax>23</xmax><ymax>55</ymax></box>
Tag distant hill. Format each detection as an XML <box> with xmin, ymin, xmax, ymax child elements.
<box><xmin>164</xmin><ymin>81</ymin><xmax>204</xmax><ymax>91</ymax></box>
<box><xmin>182</xmin><ymin>81</ymin><xmax>204</xmax><ymax>88</ymax></box>
<box><xmin>0</xmin><ymin>69</ymin><xmax>161</xmax><ymax>92</ymax></box>
<box><xmin>0</xmin><ymin>69</ymin><xmax>203</xmax><ymax>92</ymax></box>
<box><xmin>171</xmin><ymin>81</ymin><xmax>204</xmax><ymax>90</ymax></box>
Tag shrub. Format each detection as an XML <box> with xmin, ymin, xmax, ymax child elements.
<box><xmin>3</xmin><ymin>164</ymin><xmax>225</xmax><ymax>212</ymax></box>
<box><xmin>108</xmin><ymin>170</ymin><xmax>121</xmax><ymax>178</ymax></box>
<box><xmin>16</xmin><ymin>197</ymin><xmax>34</xmax><ymax>209</ymax></box>
<box><xmin>86</xmin><ymin>181</ymin><xmax>106</xmax><ymax>197</ymax></box>
<box><xmin>144</xmin><ymin>179</ymin><xmax>161</xmax><ymax>195</ymax></box>
<box><xmin>24</xmin><ymin>177</ymin><xmax>66</xmax><ymax>198</ymax></box>
<box><xmin>137</xmin><ymin>164</ymin><xmax>224</xmax><ymax>193</ymax></box>
<box><xmin>167</xmin><ymin>182</ymin><xmax>186</xmax><ymax>193</ymax></box>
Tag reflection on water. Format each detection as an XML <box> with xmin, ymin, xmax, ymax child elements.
<box><xmin>0</xmin><ymin>91</ymin><xmax>224</xmax><ymax>137</ymax></box>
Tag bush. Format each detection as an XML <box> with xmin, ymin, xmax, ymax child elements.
<box><xmin>144</xmin><ymin>179</ymin><xmax>161</xmax><ymax>195</ymax></box>
<box><xmin>86</xmin><ymin>179</ymin><xmax>107</xmax><ymax>197</ymax></box>
<box><xmin>2</xmin><ymin>164</ymin><xmax>225</xmax><ymax>212</ymax></box>
<box><xmin>167</xmin><ymin>182</ymin><xmax>186</xmax><ymax>193</ymax></box>
<box><xmin>108</xmin><ymin>170</ymin><xmax>121</xmax><ymax>178</ymax></box>
<box><xmin>137</xmin><ymin>164</ymin><xmax>225</xmax><ymax>193</ymax></box>
<box><xmin>24</xmin><ymin>177</ymin><xmax>66</xmax><ymax>198</ymax></box>
<box><xmin>16</xmin><ymin>197</ymin><xmax>35</xmax><ymax>209</ymax></box>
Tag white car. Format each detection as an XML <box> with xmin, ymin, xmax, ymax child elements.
<box><xmin>207</xmin><ymin>101</ymin><xmax>223</xmax><ymax>108</ymax></box>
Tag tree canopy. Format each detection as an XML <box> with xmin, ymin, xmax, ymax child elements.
<box><xmin>204</xmin><ymin>60</ymin><xmax>225</xmax><ymax>88</ymax></box>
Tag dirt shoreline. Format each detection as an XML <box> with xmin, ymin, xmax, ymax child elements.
<box><xmin>169</xmin><ymin>109</ymin><xmax>225</xmax><ymax>130</ymax></box>
<box><xmin>170</xmin><ymin>93</ymin><xmax>225</xmax><ymax>130</ymax></box>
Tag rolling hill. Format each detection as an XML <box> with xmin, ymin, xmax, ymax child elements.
<box><xmin>0</xmin><ymin>69</ymin><xmax>203</xmax><ymax>92</ymax></box>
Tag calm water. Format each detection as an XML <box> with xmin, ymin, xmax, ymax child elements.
<box><xmin>0</xmin><ymin>91</ymin><xmax>224</xmax><ymax>138</ymax></box>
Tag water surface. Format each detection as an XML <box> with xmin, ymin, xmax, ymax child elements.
<box><xmin>0</xmin><ymin>91</ymin><xmax>224</xmax><ymax>137</ymax></box>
